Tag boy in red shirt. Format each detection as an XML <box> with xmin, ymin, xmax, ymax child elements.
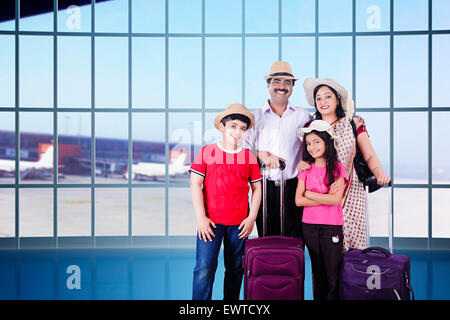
<box><xmin>190</xmin><ymin>103</ymin><xmax>262</xmax><ymax>300</ymax></box>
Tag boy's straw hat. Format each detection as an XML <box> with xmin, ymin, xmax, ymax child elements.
<box><xmin>214</xmin><ymin>103</ymin><xmax>255</xmax><ymax>130</ymax></box>
<box><xmin>264</xmin><ymin>61</ymin><xmax>298</xmax><ymax>81</ymax></box>
<box><xmin>303</xmin><ymin>78</ymin><xmax>354</xmax><ymax>120</ymax></box>
<box><xmin>298</xmin><ymin>119</ymin><xmax>336</xmax><ymax>141</ymax></box>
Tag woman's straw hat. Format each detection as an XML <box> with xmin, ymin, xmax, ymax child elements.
<box><xmin>303</xmin><ymin>78</ymin><xmax>354</xmax><ymax>119</ymax></box>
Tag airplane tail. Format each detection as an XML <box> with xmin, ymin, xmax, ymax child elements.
<box><xmin>170</xmin><ymin>152</ymin><xmax>187</xmax><ymax>168</ymax></box>
<box><xmin>36</xmin><ymin>145</ymin><xmax>54</xmax><ymax>168</ymax></box>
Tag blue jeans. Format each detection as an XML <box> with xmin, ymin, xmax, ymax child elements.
<box><xmin>192</xmin><ymin>224</ymin><xmax>245</xmax><ymax>300</ymax></box>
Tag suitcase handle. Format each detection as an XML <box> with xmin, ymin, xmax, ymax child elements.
<box><xmin>261</xmin><ymin>160</ymin><xmax>286</xmax><ymax>237</ymax></box>
<box><xmin>260</xmin><ymin>160</ymin><xmax>286</xmax><ymax>171</ymax></box>
<box><xmin>361</xmin><ymin>246</ymin><xmax>391</xmax><ymax>258</ymax></box>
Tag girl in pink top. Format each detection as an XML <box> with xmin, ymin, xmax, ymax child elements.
<box><xmin>295</xmin><ymin>119</ymin><xmax>347</xmax><ymax>300</ymax></box>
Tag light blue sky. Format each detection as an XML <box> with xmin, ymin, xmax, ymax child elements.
<box><xmin>0</xmin><ymin>0</ymin><xmax>450</xmax><ymax>181</ymax></box>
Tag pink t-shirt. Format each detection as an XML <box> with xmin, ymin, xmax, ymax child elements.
<box><xmin>297</xmin><ymin>162</ymin><xmax>347</xmax><ymax>226</ymax></box>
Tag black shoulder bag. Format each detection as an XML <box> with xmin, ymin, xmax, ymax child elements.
<box><xmin>350</xmin><ymin>119</ymin><xmax>383</xmax><ymax>193</ymax></box>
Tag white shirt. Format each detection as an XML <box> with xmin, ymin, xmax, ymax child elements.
<box><xmin>243</xmin><ymin>100</ymin><xmax>313</xmax><ymax>181</ymax></box>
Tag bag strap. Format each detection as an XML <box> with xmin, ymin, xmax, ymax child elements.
<box><xmin>409</xmin><ymin>283</ymin><xmax>415</xmax><ymax>300</ymax></box>
<box><xmin>350</xmin><ymin>118</ymin><xmax>358</xmax><ymax>138</ymax></box>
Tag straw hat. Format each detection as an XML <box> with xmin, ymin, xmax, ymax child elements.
<box><xmin>214</xmin><ymin>103</ymin><xmax>255</xmax><ymax>130</ymax></box>
<box><xmin>303</xmin><ymin>78</ymin><xmax>354</xmax><ymax>119</ymax></box>
<box><xmin>264</xmin><ymin>61</ymin><xmax>298</xmax><ymax>81</ymax></box>
<box><xmin>297</xmin><ymin>120</ymin><xmax>336</xmax><ymax>141</ymax></box>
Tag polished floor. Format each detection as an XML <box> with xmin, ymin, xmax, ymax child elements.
<box><xmin>0</xmin><ymin>247</ymin><xmax>448</xmax><ymax>300</ymax></box>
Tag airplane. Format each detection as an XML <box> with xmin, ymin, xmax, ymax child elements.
<box><xmin>124</xmin><ymin>152</ymin><xmax>190</xmax><ymax>181</ymax></box>
<box><xmin>0</xmin><ymin>145</ymin><xmax>54</xmax><ymax>180</ymax></box>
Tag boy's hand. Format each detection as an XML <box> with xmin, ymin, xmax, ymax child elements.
<box><xmin>197</xmin><ymin>216</ymin><xmax>216</xmax><ymax>242</ymax></box>
<box><xmin>238</xmin><ymin>217</ymin><xmax>255</xmax><ymax>239</ymax></box>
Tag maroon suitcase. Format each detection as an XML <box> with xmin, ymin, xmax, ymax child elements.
<box><xmin>243</xmin><ymin>163</ymin><xmax>305</xmax><ymax>300</ymax></box>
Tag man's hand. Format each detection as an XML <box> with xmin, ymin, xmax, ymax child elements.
<box><xmin>259</xmin><ymin>151</ymin><xmax>285</xmax><ymax>169</ymax></box>
<box><xmin>297</xmin><ymin>161</ymin><xmax>311</xmax><ymax>172</ymax></box>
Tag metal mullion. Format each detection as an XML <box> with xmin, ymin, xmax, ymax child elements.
<box><xmin>16</xmin><ymin>31</ymin><xmax>54</xmax><ymax>36</ymax></box>
<box><xmin>113</xmin><ymin>108</ymin><xmax>167</xmax><ymax>112</ymax></box>
<box><xmin>91</xmin><ymin>108</ymin><xmax>137</xmax><ymax>112</ymax></box>
<box><xmin>428</xmin><ymin>0</ymin><xmax>433</xmax><ymax>248</ymax></box>
<box><xmin>352</xmin><ymin>0</ymin><xmax>356</xmax><ymax>105</ymax></box>
<box><xmin>242</xmin><ymin>0</ymin><xmax>245</xmax><ymax>105</ymax></box>
<box><xmin>15</xmin><ymin>0</ymin><xmax>20</xmax><ymax>249</ymax></box>
<box><xmin>53</xmin><ymin>0</ymin><xmax>58</xmax><ymax>247</ymax></box>
<box><xmin>49</xmin><ymin>108</ymin><xmax>92</xmax><ymax>112</ymax></box>
<box><xmin>54</xmin><ymin>31</ymin><xmax>92</xmax><ymax>37</ymax></box>
<box><xmin>128</xmin><ymin>0</ymin><xmax>133</xmax><ymax>245</ymax></box>
<box><xmin>87</xmin><ymin>32</ymin><xmax>129</xmax><ymax>37</ymax></box>
<box><xmin>431</xmin><ymin>184</ymin><xmax>450</xmax><ymax>189</ymax></box>
<box><xmin>8</xmin><ymin>31</ymin><xmax>450</xmax><ymax>38</ymax></box>
<box><xmin>389</xmin><ymin>0</ymin><xmax>395</xmax><ymax>249</ymax></box>
<box><xmin>127</xmin><ymin>0</ymin><xmax>133</xmax><ymax>282</ymax></box>
<box><xmin>201</xmin><ymin>0</ymin><xmax>205</xmax><ymax>146</ymax></box>
<box><xmin>91</xmin><ymin>0</ymin><xmax>96</xmax><ymax>246</ymax></box>
<box><xmin>393</xmin><ymin>184</ymin><xmax>435</xmax><ymax>189</ymax></box>
<box><xmin>315</xmin><ymin>0</ymin><xmax>319</xmax><ymax>77</ymax></box>
<box><xmin>164</xmin><ymin>0</ymin><xmax>169</xmax><ymax>239</ymax></box>
<box><xmin>278</xmin><ymin>0</ymin><xmax>282</xmax><ymax>60</ymax></box>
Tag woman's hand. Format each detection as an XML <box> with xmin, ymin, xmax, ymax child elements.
<box><xmin>373</xmin><ymin>168</ymin><xmax>391</xmax><ymax>185</ymax></box>
<box><xmin>297</xmin><ymin>161</ymin><xmax>311</xmax><ymax>172</ymax></box>
<box><xmin>353</xmin><ymin>114</ymin><xmax>366</xmax><ymax>129</ymax></box>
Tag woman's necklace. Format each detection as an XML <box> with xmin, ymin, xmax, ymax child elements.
<box><xmin>323</xmin><ymin>117</ymin><xmax>339</xmax><ymax>126</ymax></box>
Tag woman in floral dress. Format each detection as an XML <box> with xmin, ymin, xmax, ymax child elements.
<box><xmin>299</xmin><ymin>78</ymin><xmax>391</xmax><ymax>252</ymax></box>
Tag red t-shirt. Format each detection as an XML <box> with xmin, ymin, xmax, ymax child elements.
<box><xmin>189</xmin><ymin>143</ymin><xmax>262</xmax><ymax>225</ymax></box>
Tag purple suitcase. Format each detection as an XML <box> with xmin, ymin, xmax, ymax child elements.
<box><xmin>243</xmin><ymin>162</ymin><xmax>305</xmax><ymax>300</ymax></box>
<box><xmin>340</xmin><ymin>185</ymin><xmax>414</xmax><ymax>300</ymax></box>
<box><xmin>340</xmin><ymin>247</ymin><xmax>414</xmax><ymax>300</ymax></box>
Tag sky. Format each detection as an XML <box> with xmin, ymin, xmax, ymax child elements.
<box><xmin>0</xmin><ymin>0</ymin><xmax>450</xmax><ymax>182</ymax></box>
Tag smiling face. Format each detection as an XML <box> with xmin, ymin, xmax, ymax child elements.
<box><xmin>305</xmin><ymin>132</ymin><xmax>326</xmax><ymax>160</ymax></box>
<box><xmin>267</xmin><ymin>77</ymin><xmax>293</xmax><ymax>105</ymax></box>
<box><xmin>314</xmin><ymin>85</ymin><xmax>339</xmax><ymax>118</ymax></box>
<box><xmin>219</xmin><ymin>119</ymin><xmax>248</xmax><ymax>149</ymax></box>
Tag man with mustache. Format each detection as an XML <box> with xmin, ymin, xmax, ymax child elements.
<box><xmin>244</xmin><ymin>61</ymin><xmax>313</xmax><ymax>237</ymax></box>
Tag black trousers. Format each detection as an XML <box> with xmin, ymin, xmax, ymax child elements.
<box><xmin>256</xmin><ymin>178</ymin><xmax>303</xmax><ymax>238</ymax></box>
<box><xmin>302</xmin><ymin>223</ymin><xmax>343</xmax><ymax>300</ymax></box>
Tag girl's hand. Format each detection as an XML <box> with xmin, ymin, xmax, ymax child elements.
<box><xmin>238</xmin><ymin>217</ymin><xmax>255</xmax><ymax>239</ymax></box>
<box><xmin>297</xmin><ymin>161</ymin><xmax>311</xmax><ymax>172</ymax></box>
<box><xmin>197</xmin><ymin>216</ymin><xmax>216</xmax><ymax>242</ymax></box>
<box><xmin>329</xmin><ymin>180</ymin><xmax>343</xmax><ymax>194</ymax></box>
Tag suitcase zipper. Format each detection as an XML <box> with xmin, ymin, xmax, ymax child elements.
<box><xmin>244</xmin><ymin>246</ymin><xmax>304</xmax><ymax>277</ymax></box>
